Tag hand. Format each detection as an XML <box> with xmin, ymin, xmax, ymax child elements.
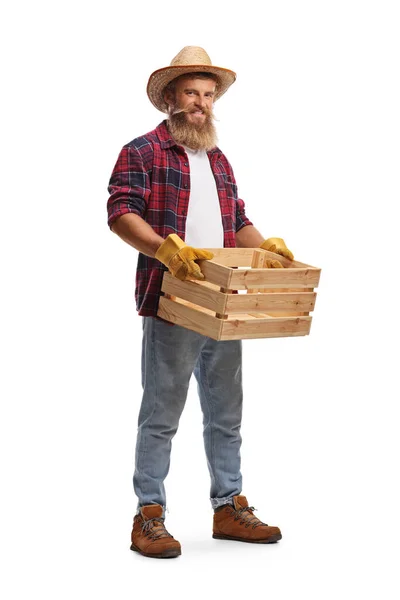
<box><xmin>155</xmin><ymin>234</ymin><xmax>214</xmax><ymax>281</ymax></box>
<box><xmin>260</xmin><ymin>237</ymin><xmax>294</xmax><ymax>262</ymax></box>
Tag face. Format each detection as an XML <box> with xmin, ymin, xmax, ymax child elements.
<box><xmin>165</xmin><ymin>76</ymin><xmax>216</xmax><ymax>124</ymax></box>
<box><xmin>164</xmin><ymin>75</ymin><xmax>218</xmax><ymax>151</ymax></box>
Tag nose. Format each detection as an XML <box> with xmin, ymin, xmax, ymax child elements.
<box><xmin>195</xmin><ymin>95</ymin><xmax>207</xmax><ymax>109</ymax></box>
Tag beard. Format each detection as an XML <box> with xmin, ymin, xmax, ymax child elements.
<box><xmin>167</xmin><ymin>103</ymin><xmax>218</xmax><ymax>151</ymax></box>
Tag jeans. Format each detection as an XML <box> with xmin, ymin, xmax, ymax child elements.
<box><xmin>133</xmin><ymin>316</ymin><xmax>243</xmax><ymax>511</ymax></box>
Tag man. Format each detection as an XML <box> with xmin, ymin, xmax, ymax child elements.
<box><xmin>107</xmin><ymin>46</ymin><xmax>294</xmax><ymax>559</ymax></box>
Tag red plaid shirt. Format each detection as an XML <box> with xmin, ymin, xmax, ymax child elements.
<box><xmin>107</xmin><ymin>121</ymin><xmax>253</xmax><ymax>317</ymax></box>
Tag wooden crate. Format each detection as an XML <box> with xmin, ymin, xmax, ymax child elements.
<box><xmin>157</xmin><ymin>248</ymin><xmax>321</xmax><ymax>341</ymax></box>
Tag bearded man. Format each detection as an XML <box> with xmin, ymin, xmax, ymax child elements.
<box><xmin>107</xmin><ymin>46</ymin><xmax>294</xmax><ymax>559</ymax></box>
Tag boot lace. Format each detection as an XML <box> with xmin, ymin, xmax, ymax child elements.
<box><xmin>231</xmin><ymin>506</ymin><xmax>268</xmax><ymax>529</ymax></box>
<box><xmin>141</xmin><ymin>517</ymin><xmax>173</xmax><ymax>541</ymax></box>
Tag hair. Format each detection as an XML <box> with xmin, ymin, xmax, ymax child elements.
<box><xmin>163</xmin><ymin>71</ymin><xmax>220</xmax><ymax>98</ymax></box>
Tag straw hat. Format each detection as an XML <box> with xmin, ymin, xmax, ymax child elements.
<box><xmin>147</xmin><ymin>46</ymin><xmax>236</xmax><ymax>113</ymax></box>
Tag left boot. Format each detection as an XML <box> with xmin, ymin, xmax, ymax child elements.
<box><xmin>213</xmin><ymin>495</ymin><xmax>282</xmax><ymax>544</ymax></box>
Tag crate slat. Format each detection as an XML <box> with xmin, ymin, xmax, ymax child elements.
<box><xmin>161</xmin><ymin>273</ymin><xmax>227</xmax><ymax>314</ymax></box>
<box><xmin>220</xmin><ymin>316</ymin><xmax>312</xmax><ymax>340</ymax></box>
<box><xmin>204</xmin><ymin>248</ymin><xmax>315</xmax><ymax>269</ymax></box>
<box><xmin>196</xmin><ymin>260</ymin><xmax>232</xmax><ymax>288</ymax></box>
<box><xmin>200</xmin><ymin>248</ymin><xmax>255</xmax><ymax>266</ymax></box>
<box><xmin>225</xmin><ymin>291</ymin><xmax>316</xmax><ymax>313</ymax></box>
<box><xmin>229</xmin><ymin>267</ymin><xmax>320</xmax><ymax>290</ymax></box>
<box><xmin>157</xmin><ymin>297</ymin><xmax>223</xmax><ymax>339</ymax></box>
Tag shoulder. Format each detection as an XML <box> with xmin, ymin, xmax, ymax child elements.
<box><xmin>123</xmin><ymin>121</ymin><xmax>168</xmax><ymax>155</ymax></box>
<box><xmin>123</xmin><ymin>130</ymin><xmax>156</xmax><ymax>158</ymax></box>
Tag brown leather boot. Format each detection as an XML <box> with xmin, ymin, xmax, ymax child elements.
<box><xmin>213</xmin><ymin>495</ymin><xmax>282</xmax><ymax>544</ymax></box>
<box><xmin>130</xmin><ymin>504</ymin><xmax>181</xmax><ymax>558</ymax></box>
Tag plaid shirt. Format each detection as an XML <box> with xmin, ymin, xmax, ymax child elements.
<box><xmin>107</xmin><ymin>120</ymin><xmax>253</xmax><ymax>317</ymax></box>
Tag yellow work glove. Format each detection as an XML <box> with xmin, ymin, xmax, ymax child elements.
<box><xmin>260</xmin><ymin>237</ymin><xmax>294</xmax><ymax>267</ymax></box>
<box><xmin>155</xmin><ymin>234</ymin><xmax>214</xmax><ymax>281</ymax></box>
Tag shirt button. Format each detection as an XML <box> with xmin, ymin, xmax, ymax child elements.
<box><xmin>184</xmin><ymin>162</ymin><xmax>189</xmax><ymax>167</ymax></box>
<box><xmin>184</xmin><ymin>184</ymin><xmax>188</xmax><ymax>189</ymax></box>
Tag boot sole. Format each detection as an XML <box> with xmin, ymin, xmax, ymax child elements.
<box><xmin>212</xmin><ymin>533</ymin><xmax>282</xmax><ymax>544</ymax></box>
<box><xmin>130</xmin><ymin>542</ymin><xmax>181</xmax><ymax>558</ymax></box>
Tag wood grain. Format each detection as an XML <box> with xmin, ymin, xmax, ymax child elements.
<box><xmin>157</xmin><ymin>297</ymin><xmax>223</xmax><ymax>340</ymax></box>
<box><xmin>161</xmin><ymin>273</ymin><xmax>227</xmax><ymax>314</ymax></box>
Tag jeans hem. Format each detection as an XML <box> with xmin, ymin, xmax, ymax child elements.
<box><xmin>210</xmin><ymin>496</ymin><xmax>235</xmax><ymax>510</ymax></box>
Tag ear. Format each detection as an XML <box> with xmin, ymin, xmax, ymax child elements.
<box><xmin>163</xmin><ymin>89</ymin><xmax>174</xmax><ymax>108</ymax></box>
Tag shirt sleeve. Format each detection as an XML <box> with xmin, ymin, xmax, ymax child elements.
<box><xmin>235</xmin><ymin>196</ymin><xmax>253</xmax><ymax>232</ymax></box>
<box><xmin>107</xmin><ymin>145</ymin><xmax>151</xmax><ymax>229</ymax></box>
<box><xmin>223</xmin><ymin>158</ymin><xmax>253</xmax><ymax>232</ymax></box>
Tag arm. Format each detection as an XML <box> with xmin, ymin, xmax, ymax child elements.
<box><xmin>236</xmin><ymin>225</ymin><xmax>294</xmax><ymax>264</ymax></box>
<box><xmin>111</xmin><ymin>214</ymin><xmax>213</xmax><ymax>281</ymax></box>
<box><xmin>235</xmin><ymin>225</ymin><xmax>265</xmax><ymax>248</ymax></box>
<box><xmin>111</xmin><ymin>213</ymin><xmax>164</xmax><ymax>257</ymax></box>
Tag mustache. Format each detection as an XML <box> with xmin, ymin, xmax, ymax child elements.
<box><xmin>170</xmin><ymin>102</ymin><xmax>213</xmax><ymax>118</ymax></box>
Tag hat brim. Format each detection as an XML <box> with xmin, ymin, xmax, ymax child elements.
<box><xmin>147</xmin><ymin>65</ymin><xmax>236</xmax><ymax>113</ymax></box>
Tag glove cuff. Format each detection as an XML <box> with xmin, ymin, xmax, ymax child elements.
<box><xmin>155</xmin><ymin>234</ymin><xmax>186</xmax><ymax>267</ymax></box>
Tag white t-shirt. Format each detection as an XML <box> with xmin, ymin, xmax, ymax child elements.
<box><xmin>183</xmin><ymin>146</ymin><xmax>224</xmax><ymax>248</ymax></box>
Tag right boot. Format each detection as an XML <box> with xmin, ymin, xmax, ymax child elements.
<box><xmin>130</xmin><ymin>504</ymin><xmax>181</xmax><ymax>559</ymax></box>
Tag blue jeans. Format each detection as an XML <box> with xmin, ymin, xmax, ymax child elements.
<box><xmin>133</xmin><ymin>316</ymin><xmax>243</xmax><ymax>511</ymax></box>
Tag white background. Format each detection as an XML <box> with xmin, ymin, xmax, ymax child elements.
<box><xmin>1</xmin><ymin>0</ymin><xmax>399</xmax><ymax>598</ymax></box>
